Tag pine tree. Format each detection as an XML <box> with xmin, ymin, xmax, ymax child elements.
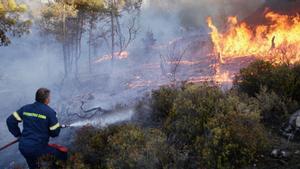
<box><xmin>0</xmin><ymin>0</ymin><xmax>31</xmax><ymax>46</ymax></box>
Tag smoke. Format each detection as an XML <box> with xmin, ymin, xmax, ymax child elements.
<box><xmin>0</xmin><ymin>0</ymin><xmax>266</xmax><ymax>168</ymax></box>
<box><xmin>139</xmin><ymin>0</ymin><xmax>264</xmax><ymax>39</ymax></box>
<box><xmin>0</xmin><ymin>27</ymin><xmax>64</xmax><ymax>168</ymax></box>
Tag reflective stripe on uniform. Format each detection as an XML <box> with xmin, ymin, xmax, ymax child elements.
<box><xmin>23</xmin><ymin>112</ymin><xmax>47</xmax><ymax>119</ymax></box>
<box><xmin>50</xmin><ymin>123</ymin><xmax>60</xmax><ymax>130</ymax></box>
<box><xmin>13</xmin><ymin>112</ymin><xmax>22</xmax><ymax>121</ymax></box>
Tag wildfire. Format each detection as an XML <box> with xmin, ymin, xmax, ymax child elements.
<box><xmin>167</xmin><ymin>60</ymin><xmax>202</xmax><ymax>65</ymax></box>
<box><xmin>127</xmin><ymin>80</ymin><xmax>152</xmax><ymax>89</ymax></box>
<box><xmin>214</xmin><ymin>66</ymin><xmax>232</xmax><ymax>84</ymax></box>
<box><xmin>94</xmin><ymin>51</ymin><xmax>129</xmax><ymax>63</ymax></box>
<box><xmin>207</xmin><ymin>11</ymin><xmax>300</xmax><ymax>63</ymax></box>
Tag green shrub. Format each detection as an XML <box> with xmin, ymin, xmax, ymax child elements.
<box><xmin>234</xmin><ymin>60</ymin><xmax>300</xmax><ymax>127</ymax></box>
<box><xmin>234</xmin><ymin>60</ymin><xmax>274</xmax><ymax>96</ymax></box>
<box><xmin>255</xmin><ymin>87</ymin><xmax>299</xmax><ymax>127</ymax></box>
<box><xmin>234</xmin><ymin>60</ymin><xmax>300</xmax><ymax>103</ymax></box>
<box><xmin>164</xmin><ymin>84</ymin><xmax>225</xmax><ymax>148</ymax></box>
<box><xmin>290</xmin><ymin>63</ymin><xmax>300</xmax><ymax>101</ymax></box>
<box><xmin>66</xmin><ymin>153</ymin><xmax>88</xmax><ymax>169</ymax></box>
<box><xmin>71</xmin><ymin>125</ymin><xmax>182</xmax><ymax>169</ymax></box>
<box><xmin>37</xmin><ymin>83</ymin><xmax>272</xmax><ymax>169</ymax></box>
<box><xmin>160</xmin><ymin>84</ymin><xmax>269</xmax><ymax>169</ymax></box>
<box><xmin>37</xmin><ymin>153</ymin><xmax>87</xmax><ymax>169</ymax></box>
<box><xmin>71</xmin><ymin>126</ymin><xmax>111</xmax><ymax>169</ymax></box>
<box><xmin>268</xmin><ymin>64</ymin><xmax>298</xmax><ymax>99</ymax></box>
<box><xmin>106</xmin><ymin>125</ymin><xmax>183</xmax><ymax>169</ymax></box>
<box><xmin>151</xmin><ymin>86</ymin><xmax>180</xmax><ymax>124</ymax></box>
<box><xmin>160</xmin><ymin>84</ymin><xmax>226</xmax><ymax>168</ymax></box>
<box><xmin>202</xmin><ymin>94</ymin><xmax>268</xmax><ymax>169</ymax></box>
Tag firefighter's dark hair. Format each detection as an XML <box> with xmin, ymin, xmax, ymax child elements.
<box><xmin>35</xmin><ymin>88</ymin><xmax>50</xmax><ymax>103</ymax></box>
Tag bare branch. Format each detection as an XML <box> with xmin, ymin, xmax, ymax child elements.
<box><xmin>160</xmin><ymin>41</ymin><xmax>191</xmax><ymax>83</ymax></box>
<box><xmin>79</xmin><ymin>101</ymin><xmax>110</xmax><ymax>114</ymax></box>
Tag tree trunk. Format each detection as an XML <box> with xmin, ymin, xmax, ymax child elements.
<box><xmin>74</xmin><ymin>16</ymin><xmax>83</xmax><ymax>79</ymax></box>
<box><xmin>63</xmin><ymin>43</ymin><xmax>68</xmax><ymax>78</ymax></box>
<box><xmin>88</xmin><ymin>27</ymin><xmax>92</xmax><ymax>73</ymax></box>
<box><xmin>88</xmin><ymin>16</ymin><xmax>95</xmax><ymax>73</ymax></box>
<box><xmin>110</xmin><ymin>0</ymin><xmax>115</xmax><ymax>62</ymax></box>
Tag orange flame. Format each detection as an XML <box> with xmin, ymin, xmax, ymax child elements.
<box><xmin>94</xmin><ymin>51</ymin><xmax>129</xmax><ymax>63</ymax></box>
<box><xmin>207</xmin><ymin>11</ymin><xmax>300</xmax><ymax>63</ymax></box>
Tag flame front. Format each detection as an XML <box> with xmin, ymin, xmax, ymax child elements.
<box><xmin>94</xmin><ymin>51</ymin><xmax>129</xmax><ymax>64</ymax></box>
<box><xmin>207</xmin><ymin>11</ymin><xmax>300</xmax><ymax>63</ymax></box>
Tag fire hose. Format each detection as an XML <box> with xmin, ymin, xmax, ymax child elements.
<box><xmin>0</xmin><ymin>124</ymin><xmax>70</xmax><ymax>152</ymax></box>
<box><xmin>0</xmin><ymin>138</ymin><xmax>19</xmax><ymax>152</ymax></box>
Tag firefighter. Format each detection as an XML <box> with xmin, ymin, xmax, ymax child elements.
<box><xmin>6</xmin><ymin>88</ymin><xmax>67</xmax><ymax>169</ymax></box>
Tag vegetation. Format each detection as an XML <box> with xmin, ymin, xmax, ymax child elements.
<box><xmin>150</xmin><ymin>87</ymin><xmax>179</xmax><ymax>124</ymax></box>
<box><xmin>2</xmin><ymin>0</ymin><xmax>300</xmax><ymax>168</ymax></box>
<box><xmin>6</xmin><ymin>60</ymin><xmax>298</xmax><ymax>169</ymax></box>
<box><xmin>162</xmin><ymin>85</ymin><xmax>268</xmax><ymax>169</ymax></box>
<box><xmin>0</xmin><ymin>0</ymin><xmax>31</xmax><ymax>46</ymax></box>
<box><xmin>235</xmin><ymin>60</ymin><xmax>300</xmax><ymax>127</ymax></box>
<box><xmin>235</xmin><ymin>60</ymin><xmax>300</xmax><ymax>102</ymax></box>
<box><xmin>203</xmin><ymin>101</ymin><xmax>267</xmax><ymax>169</ymax></box>
<box><xmin>30</xmin><ymin>60</ymin><xmax>300</xmax><ymax>169</ymax></box>
<box><xmin>39</xmin><ymin>0</ymin><xmax>142</xmax><ymax>77</ymax></box>
<box><xmin>39</xmin><ymin>125</ymin><xmax>182</xmax><ymax>169</ymax></box>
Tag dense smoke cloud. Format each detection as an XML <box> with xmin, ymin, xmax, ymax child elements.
<box><xmin>133</xmin><ymin>0</ymin><xmax>266</xmax><ymax>54</ymax></box>
<box><xmin>141</xmin><ymin>0</ymin><xmax>264</xmax><ymax>35</ymax></box>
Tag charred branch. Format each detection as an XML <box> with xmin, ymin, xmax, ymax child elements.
<box><xmin>80</xmin><ymin>101</ymin><xmax>110</xmax><ymax>114</ymax></box>
<box><xmin>160</xmin><ymin>41</ymin><xmax>190</xmax><ymax>83</ymax></box>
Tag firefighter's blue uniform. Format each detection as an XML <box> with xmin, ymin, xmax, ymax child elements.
<box><xmin>6</xmin><ymin>101</ymin><xmax>67</xmax><ymax>169</ymax></box>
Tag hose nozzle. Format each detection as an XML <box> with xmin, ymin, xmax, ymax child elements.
<box><xmin>60</xmin><ymin>124</ymin><xmax>70</xmax><ymax>128</ymax></box>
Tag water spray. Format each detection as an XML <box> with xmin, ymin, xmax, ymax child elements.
<box><xmin>1</xmin><ymin>108</ymin><xmax>134</xmax><ymax>152</ymax></box>
<box><xmin>68</xmin><ymin>109</ymin><xmax>135</xmax><ymax>128</ymax></box>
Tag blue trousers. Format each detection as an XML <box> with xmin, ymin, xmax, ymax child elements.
<box><xmin>20</xmin><ymin>145</ymin><xmax>68</xmax><ymax>169</ymax></box>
